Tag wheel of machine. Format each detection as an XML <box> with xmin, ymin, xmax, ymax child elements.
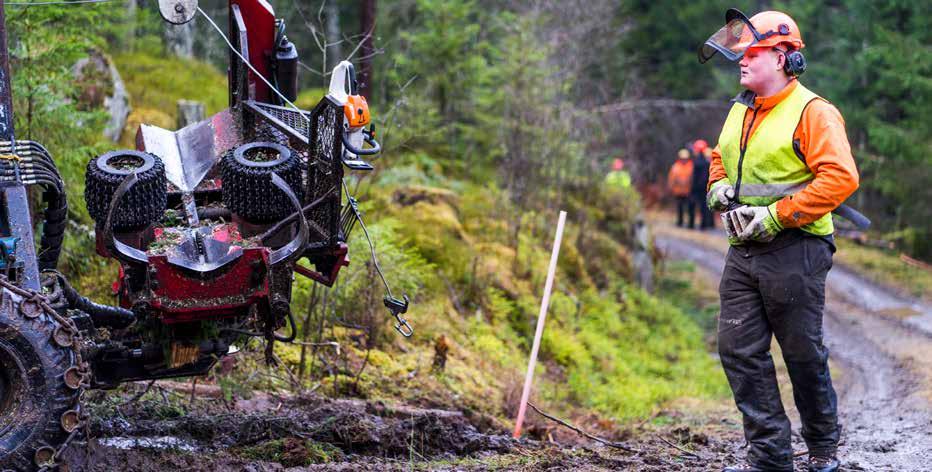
<box><xmin>221</xmin><ymin>142</ymin><xmax>305</xmax><ymax>223</ymax></box>
<box><xmin>0</xmin><ymin>295</ymin><xmax>82</xmax><ymax>471</ymax></box>
<box><xmin>85</xmin><ymin>150</ymin><xmax>167</xmax><ymax>230</ymax></box>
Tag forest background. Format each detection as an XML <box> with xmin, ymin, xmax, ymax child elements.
<box><xmin>4</xmin><ymin>0</ymin><xmax>929</xmax><ymax>433</ymax></box>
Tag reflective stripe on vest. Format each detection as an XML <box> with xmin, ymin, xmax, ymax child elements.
<box><xmin>739</xmin><ymin>181</ymin><xmax>811</xmax><ymax>198</ymax></box>
<box><xmin>718</xmin><ymin>83</ymin><xmax>834</xmax><ymax>236</ymax></box>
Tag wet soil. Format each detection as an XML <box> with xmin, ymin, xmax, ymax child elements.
<box><xmin>70</xmin><ymin>388</ymin><xmax>799</xmax><ymax>471</ymax></box>
<box><xmin>654</xmin><ymin>222</ymin><xmax>932</xmax><ymax>471</ymax></box>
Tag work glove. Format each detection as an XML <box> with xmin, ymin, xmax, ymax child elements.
<box><xmin>722</xmin><ymin>204</ymin><xmax>783</xmax><ymax>243</ymax></box>
<box><xmin>707</xmin><ymin>180</ymin><xmax>735</xmax><ymax>211</ymax></box>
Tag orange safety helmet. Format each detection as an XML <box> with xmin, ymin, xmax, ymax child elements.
<box><xmin>699</xmin><ymin>9</ymin><xmax>804</xmax><ymax>63</ymax></box>
<box><xmin>692</xmin><ymin>139</ymin><xmax>709</xmax><ymax>154</ymax></box>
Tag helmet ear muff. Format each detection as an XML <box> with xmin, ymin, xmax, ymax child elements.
<box><xmin>782</xmin><ymin>49</ymin><xmax>807</xmax><ymax>76</ymax></box>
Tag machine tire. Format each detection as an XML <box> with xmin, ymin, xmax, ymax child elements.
<box><xmin>85</xmin><ymin>150</ymin><xmax>167</xmax><ymax>230</ymax></box>
<box><xmin>221</xmin><ymin>142</ymin><xmax>305</xmax><ymax>223</ymax></box>
<box><xmin>0</xmin><ymin>294</ymin><xmax>82</xmax><ymax>471</ymax></box>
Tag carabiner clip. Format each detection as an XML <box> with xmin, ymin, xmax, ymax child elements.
<box><xmin>394</xmin><ymin>315</ymin><xmax>414</xmax><ymax>338</ymax></box>
<box><xmin>384</xmin><ymin>294</ymin><xmax>413</xmax><ymax>337</ymax></box>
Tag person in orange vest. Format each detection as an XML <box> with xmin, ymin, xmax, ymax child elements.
<box><xmin>699</xmin><ymin>8</ymin><xmax>859</xmax><ymax>472</ymax></box>
<box><xmin>667</xmin><ymin>149</ymin><xmax>695</xmax><ymax>228</ymax></box>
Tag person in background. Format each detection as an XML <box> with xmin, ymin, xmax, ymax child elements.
<box><xmin>605</xmin><ymin>157</ymin><xmax>631</xmax><ymax>189</ymax></box>
<box><xmin>667</xmin><ymin>149</ymin><xmax>695</xmax><ymax>228</ymax></box>
<box><xmin>691</xmin><ymin>139</ymin><xmax>714</xmax><ymax>229</ymax></box>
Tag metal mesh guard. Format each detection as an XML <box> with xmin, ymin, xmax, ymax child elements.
<box><xmin>245</xmin><ymin>99</ymin><xmax>344</xmax><ymax>249</ymax></box>
<box><xmin>246</xmin><ymin>101</ymin><xmax>312</xmax><ymax>143</ymax></box>
<box><xmin>305</xmin><ymin>100</ymin><xmax>343</xmax><ymax>247</ymax></box>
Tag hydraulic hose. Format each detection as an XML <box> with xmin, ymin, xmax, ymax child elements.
<box><xmin>38</xmin><ymin>185</ymin><xmax>67</xmax><ymax>271</ymax></box>
<box><xmin>0</xmin><ymin>143</ymin><xmax>67</xmax><ymax>270</ymax></box>
<box><xmin>55</xmin><ymin>272</ymin><xmax>135</xmax><ymax>329</ymax></box>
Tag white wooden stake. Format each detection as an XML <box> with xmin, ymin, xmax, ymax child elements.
<box><xmin>513</xmin><ymin>210</ymin><xmax>566</xmax><ymax>439</ymax></box>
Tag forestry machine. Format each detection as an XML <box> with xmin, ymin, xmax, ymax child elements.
<box><xmin>0</xmin><ymin>0</ymin><xmax>409</xmax><ymax>469</ymax></box>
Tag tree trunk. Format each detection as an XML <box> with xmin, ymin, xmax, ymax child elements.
<box><xmin>325</xmin><ymin>1</ymin><xmax>342</xmax><ymax>71</ymax></box>
<box><xmin>358</xmin><ymin>0</ymin><xmax>376</xmax><ymax>98</ymax></box>
<box><xmin>177</xmin><ymin>99</ymin><xmax>205</xmax><ymax>128</ymax></box>
<box><xmin>125</xmin><ymin>0</ymin><xmax>138</xmax><ymax>43</ymax></box>
<box><xmin>165</xmin><ymin>19</ymin><xmax>196</xmax><ymax>58</ymax></box>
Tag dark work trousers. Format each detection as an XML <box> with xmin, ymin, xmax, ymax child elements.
<box><xmin>676</xmin><ymin>196</ymin><xmax>695</xmax><ymax>228</ymax></box>
<box><xmin>718</xmin><ymin>234</ymin><xmax>839</xmax><ymax>470</ymax></box>
<box><xmin>692</xmin><ymin>192</ymin><xmax>714</xmax><ymax>229</ymax></box>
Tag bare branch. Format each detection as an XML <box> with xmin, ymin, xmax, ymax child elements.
<box><xmin>655</xmin><ymin>435</ymin><xmax>701</xmax><ymax>459</ymax></box>
<box><xmin>343</xmin><ymin>23</ymin><xmax>374</xmax><ymax>61</ymax></box>
<box><xmin>527</xmin><ymin>402</ymin><xmax>640</xmax><ymax>453</ymax></box>
<box><xmin>353</xmin><ymin>47</ymin><xmax>385</xmax><ymax>63</ymax></box>
<box><xmin>316</xmin><ymin>0</ymin><xmax>325</xmax><ymax>28</ymax></box>
<box><xmin>298</xmin><ymin>61</ymin><xmax>326</xmax><ymax>77</ymax></box>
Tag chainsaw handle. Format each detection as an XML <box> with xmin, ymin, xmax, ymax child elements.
<box><xmin>341</xmin><ymin>126</ymin><xmax>381</xmax><ymax>156</ymax></box>
<box><xmin>327</xmin><ymin>61</ymin><xmax>358</xmax><ymax>104</ymax></box>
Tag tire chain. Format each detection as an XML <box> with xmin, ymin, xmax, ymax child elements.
<box><xmin>220</xmin><ymin>144</ymin><xmax>305</xmax><ymax>223</ymax></box>
<box><xmin>84</xmin><ymin>152</ymin><xmax>167</xmax><ymax>230</ymax></box>
<box><xmin>0</xmin><ymin>276</ymin><xmax>91</xmax><ymax>471</ymax></box>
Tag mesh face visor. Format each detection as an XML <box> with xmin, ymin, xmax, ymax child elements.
<box><xmin>699</xmin><ymin>17</ymin><xmax>757</xmax><ymax>63</ymax></box>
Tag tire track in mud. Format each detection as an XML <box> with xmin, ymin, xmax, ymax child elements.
<box><xmin>655</xmin><ymin>229</ymin><xmax>932</xmax><ymax>471</ymax></box>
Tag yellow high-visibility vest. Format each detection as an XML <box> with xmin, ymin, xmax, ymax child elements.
<box><xmin>718</xmin><ymin>83</ymin><xmax>833</xmax><ymax>236</ymax></box>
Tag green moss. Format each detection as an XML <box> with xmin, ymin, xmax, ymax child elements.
<box><xmin>295</xmin><ymin>87</ymin><xmax>328</xmax><ymax>109</ymax></box>
<box><xmin>112</xmin><ymin>52</ymin><xmax>228</xmax><ymax>131</ymax></box>
<box><xmin>237</xmin><ymin>438</ymin><xmax>343</xmax><ymax>466</ymax></box>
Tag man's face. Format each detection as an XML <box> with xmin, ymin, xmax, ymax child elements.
<box><xmin>739</xmin><ymin>47</ymin><xmax>785</xmax><ymax>92</ymax></box>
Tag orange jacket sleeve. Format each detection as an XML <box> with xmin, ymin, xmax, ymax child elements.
<box><xmin>707</xmin><ymin>144</ymin><xmax>728</xmax><ymax>191</ymax></box>
<box><xmin>774</xmin><ymin>100</ymin><xmax>859</xmax><ymax>228</ymax></box>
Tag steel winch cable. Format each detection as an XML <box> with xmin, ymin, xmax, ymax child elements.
<box><xmin>341</xmin><ymin>179</ymin><xmax>413</xmax><ymax>336</ymax></box>
<box><xmin>341</xmin><ymin>179</ymin><xmax>393</xmax><ymax>298</ymax></box>
<box><xmin>197</xmin><ymin>6</ymin><xmax>310</xmax><ymax>126</ymax></box>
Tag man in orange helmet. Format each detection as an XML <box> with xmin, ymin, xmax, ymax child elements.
<box><xmin>699</xmin><ymin>8</ymin><xmax>859</xmax><ymax>472</ymax></box>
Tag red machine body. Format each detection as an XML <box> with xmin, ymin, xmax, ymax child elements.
<box><xmin>229</xmin><ymin>0</ymin><xmax>277</xmax><ymax>103</ymax></box>
<box><xmin>112</xmin><ymin>225</ymin><xmax>272</xmax><ymax>324</ymax></box>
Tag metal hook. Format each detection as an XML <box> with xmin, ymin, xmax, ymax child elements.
<box><xmin>384</xmin><ymin>294</ymin><xmax>412</xmax><ymax>337</ymax></box>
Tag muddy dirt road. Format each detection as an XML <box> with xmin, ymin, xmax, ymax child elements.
<box><xmin>654</xmin><ymin>223</ymin><xmax>932</xmax><ymax>472</ymax></box>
